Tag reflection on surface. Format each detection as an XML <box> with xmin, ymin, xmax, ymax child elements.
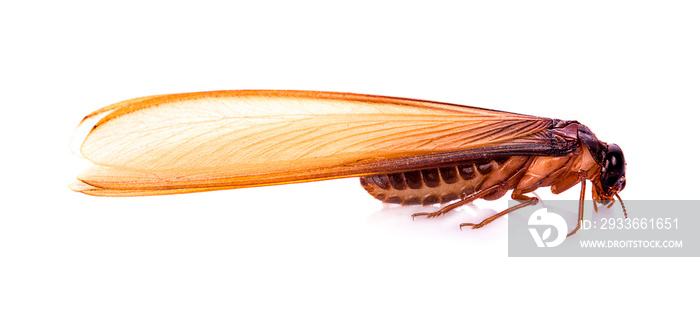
<box><xmin>364</xmin><ymin>199</ymin><xmax>512</xmax><ymax>242</ymax></box>
<box><xmin>363</xmin><ymin>192</ymin><xmax>628</xmax><ymax>243</ymax></box>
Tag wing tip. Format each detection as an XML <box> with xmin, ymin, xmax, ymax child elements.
<box><xmin>69</xmin><ymin>181</ymin><xmax>158</xmax><ymax>197</ymax></box>
<box><xmin>69</xmin><ymin>110</ymin><xmax>115</xmax><ymax>157</ymax></box>
<box><xmin>69</xmin><ymin>181</ymin><xmax>104</xmax><ymax>195</ymax></box>
<box><xmin>70</xmin><ymin>179</ymin><xmax>229</xmax><ymax>197</ymax></box>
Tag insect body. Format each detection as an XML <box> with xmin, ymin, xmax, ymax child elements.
<box><xmin>360</xmin><ymin>157</ymin><xmax>524</xmax><ymax>205</ymax></box>
<box><xmin>71</xmin><ymin>90</ymin><xmax>626</xmax><ymax>236</ymax></box>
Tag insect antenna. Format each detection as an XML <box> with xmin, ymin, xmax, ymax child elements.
<box><xmin>615</xmin><ymin>192</ymin><xmax>628</xmax><ymax>218</ymax></box>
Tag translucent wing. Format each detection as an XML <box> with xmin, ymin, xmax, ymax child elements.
<box><xmin>71</xmin><ymin>90</ymin><xmax>571</xmax><ymax>196</ymax></box>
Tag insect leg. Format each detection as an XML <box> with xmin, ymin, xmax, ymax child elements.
<box><xmin>411</xmin><ymin>184</ymin><xmax>503</xmax><ymax>219</ymax></box>
<box><xmin>459</xmin><ymin>192</ymin><xmax>538</xmax><ymax>230</ymax></box>
<box><xmin>566</xmin><ymin>178</ymin><xmax>586</xmax><ymax>237</ymax></box>
<box><xmin>592</xmin><ymin>184</ymin><xmax>599</xmax><ymax>213</ymax></box>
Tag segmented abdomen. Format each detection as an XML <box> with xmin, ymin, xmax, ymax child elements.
<box><xmin>360</xmin><ymin>156</ymin><xmax>530</xmax><ymax>205</ymax></box>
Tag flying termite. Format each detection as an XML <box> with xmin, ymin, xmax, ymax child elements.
<box><xmin>70</xmin><ymin>90</ymin><xmax>627</xmax><ymax>236</ymax></box>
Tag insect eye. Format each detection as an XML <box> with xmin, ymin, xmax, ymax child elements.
<box><xmin>602</xmin><ymin>173</ymin><xmax>618</xmax><ymax>187</ymax></box>
<box><xmin>604</xmin><ymin>146</ymin><xmax>623</xmax><ymax>172</ymax></box>
<box><xmin>600</xmin><ymin>143</ymin><xmax>626</xmax><ymax>194</ymax></box>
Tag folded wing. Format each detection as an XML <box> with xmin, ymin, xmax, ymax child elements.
<box><xmin>72</xmin><ymin>90</ymin><xmax>561</xmax><ymax>196</ymax></box>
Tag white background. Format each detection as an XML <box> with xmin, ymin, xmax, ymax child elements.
<box><xmin>1</xmin><ymin>1</ymin><xmax>698</xmax><ymax>314</ymax></box>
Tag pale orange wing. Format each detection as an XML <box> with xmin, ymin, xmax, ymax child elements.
<box><xmin>71</xmin><ymin>90</ymin><xmax>564</xmax><ymax>196</ymax></box>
